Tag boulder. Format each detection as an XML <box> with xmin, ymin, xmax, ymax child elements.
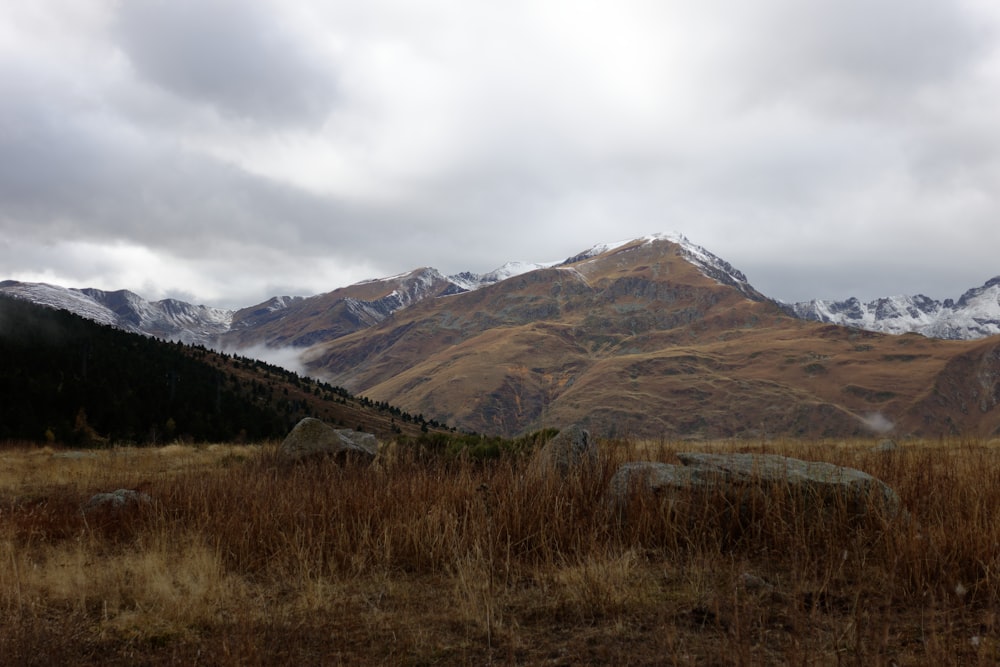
<box><xmin>83</xmin><ymin>488</ymin><xmax>153</xmax><ymax>514</ymax></box>
<box><xmin>609</xmin><ymin>452</ymin><xmax>900</xmax><ymax>520</ymax></box>
<box><xmin>608</xmin><ymin>461</ymin><xmax>701</xmax><ymax>504</ymax></box>
<box><xmin>532</xmin><ymin>424</ymin><xmax>598</xmax><ymax>478</ymax></box>
<box><xmin>279</xmin><ymin>418</ymin><xmax>378</xmax><ymax>464</ymax></box>
<box><xmin>875</xmin><ymin>439</ymin><xmax>898</xmax><ymax>453</ymax></box>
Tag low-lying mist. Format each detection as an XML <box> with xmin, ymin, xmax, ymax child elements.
<box><xmin>223</xmin><ymin>343</ymin><xmax>309</xmax><ymax>378</ymax></box>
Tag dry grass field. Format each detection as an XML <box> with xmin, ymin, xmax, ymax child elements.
<box><xmin>3</xmin><ymin>437</ymin><xmax>1000</xmax><ymax>665</ymax></box>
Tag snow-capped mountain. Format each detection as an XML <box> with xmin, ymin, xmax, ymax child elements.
<box><xmin>343</xmin><ymin>268</ymin><xmax>452</xmax><ymax>325</ymax></box>
<box><xmin>445</xmin><ymin>233</ymin><xmax>761</xmax><ymax>298</ymax></box>
<box><xmin>789</xmin><ymin>277</ymin><xmax>1000</xmax><ymax>340</ymax></box>
<box><xmin>4</xmin><ymin>234</ymin><xmax>998</xmax><ymax>346</ymax></box>
<box><xmin>563</xmin><ymin>233</ymin><xmax>767</xmax><ymax>301</ymax></box>
<box><xmin>1</xmin><ymin>280</ymin><xmax>122</xmax><ymax>328</ymax></box>
<box><xmin>0</xmin><ymin>280</ymin><xmax>233</xmax><ymax>345</ymax></box>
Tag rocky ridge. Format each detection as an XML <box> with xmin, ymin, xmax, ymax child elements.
<box><xmin>0</xmin><ymin>280</ymin><xmax>232</xmax><ymax>345</ymax></box>
<box><xmin>789</xmin><ymin>277</ymin><xmax>1000</xmax><ymax>340</ymax></box>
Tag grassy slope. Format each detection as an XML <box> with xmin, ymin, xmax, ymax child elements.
<box><xmin>3</xmin><ymin>437</ymin><xmax>1000</xmax><ymax>665</ymax></box>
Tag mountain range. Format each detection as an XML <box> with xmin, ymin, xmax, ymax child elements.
<box><xmin>4</xmin><ymin>233</ymin><xmax>1000</xmax><ymax>438</ymax></box>
<box><xmin>789</xmin><ymin>279</ymin><xmax>1000</xmax><ymax>340</ymax></box>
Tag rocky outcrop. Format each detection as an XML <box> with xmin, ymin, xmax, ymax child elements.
<box><xmin>279</xmin><ymin>417</ymin><xmax>378</xmax><ymax>464</ymax></box>
<box><xmin>609</xmin><ymin>452</ymin><xmax>900</xmax><ymax>521</ymax></box>
<box><xmin>531</xmin><ymin>424</ymin><xmax>598</xmax><ymax>478</ymax></box>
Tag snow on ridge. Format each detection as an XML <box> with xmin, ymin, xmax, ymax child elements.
<box><xmin>352</xmin><ymin>266</ymin><xmax>445</xmax><ymax>287</ymax></box>
<box><xmin>1</xmin><ymin>281</ymin><xmax>119</xmax><ymax>327</ymax></box>
<box><xmin>791</xmin><ymin>279</ymin><xmax>1000</xmax><ymax>340</ymax></box>
<box><xmin>633</xmin><ymin>232</ymin><xmax>759</xmax><ymax>297</ymax></box>
<box><xmin>564</xmin><ymin>231</ymin><xmax>689</xmax><ymax>264</ymax></box>
<box><xmin>446</xmin><ymin>260</ymin><xmax>559</xmax><ymax>292</ymax></box>
<box><xmin>447</xmin><ymin>231</ymin><xmax>756</xmax><ymax>296</ymax></box>
<box><xmin>483</xmin><ymin>260</ymin><xmax>560</xmax><ymax>283</ymax></box>
<box><xmin>262</xmin><ymin>296</ymin><xmax>300</xmax><ymax>313</ymax></box>
<box><xmin>568</xmin><ymin>238</ymin><xmax>636</xmax><ymax>261</ymax></box>
<box><xmin>343</xmin><ymin>232</ymin><xmax>731</xmax><ymax>297</ymax></box>
<box><xmin>352</xmin><ymin>271</ymin><xmax>413</xmax><ymax>286</ymax></box>
<box><xmin>0</xmin><ymin>280</ymin><xmax>235</xmax><ymax>344</ymax></box>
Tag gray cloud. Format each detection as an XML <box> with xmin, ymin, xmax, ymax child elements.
<box><xmin>0</xmin><ymin>1</ymin><xmax>998</xmax><ymax>309</ymax></box>
<box><xmin>113</xmin><ymin>0</ymin><xmax>336</xmax><ymax>126</ymax></box>
<box><xmin>0</xmin><ymin>92</ymin><xmax>328</xmax><ymax>255</ymax></box>
<box><xmin>720</xmin><ymin>0</ymin><xmax>992</xmax><ymax>115</ymax></box>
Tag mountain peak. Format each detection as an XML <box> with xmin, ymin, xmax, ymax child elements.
<box><xmin>561</xmin><ymin>232</ymin><xmax>765</xmax><ymax>301</ymax></box>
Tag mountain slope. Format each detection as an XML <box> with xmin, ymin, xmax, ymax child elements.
<box><xmin>221</xmin><ymin>267</ymin><xmax>456</xmax><ymax>348</ymax></box>
<box><xmin>300</xmin><ymin>236</ymin><xmax>1000</xmax><ymax>438</ymax></box>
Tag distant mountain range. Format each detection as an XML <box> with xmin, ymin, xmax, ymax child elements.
<box><xmin>788</xmin><ymin>278</ymin><xmax>1000</xmax><ymax>340</ymax></box>
<box><xmin>0</xmin><ymin>280</ymin><xmax>232</xmax><ymax>345</ymax></box>
<box><xmin>3</xmin><ymin>233</ymin><xmax>997</xmax><ymax>345</ymax></box>
<box><xmin>4</xmin><ymin>233</ymin><xmax>999</xmax><ymax>438</ymax></box>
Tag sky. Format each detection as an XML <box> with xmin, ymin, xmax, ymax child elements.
<box><xmin>2</xmin><ymin>0</ymin><xmax>1000</xmax><ymax>309</ymax></box>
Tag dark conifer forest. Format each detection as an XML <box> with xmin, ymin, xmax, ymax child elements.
<box><xmin>0</xmin><ymin>295</ymin><xmax>442</xmax><ymax>445</ymax></box>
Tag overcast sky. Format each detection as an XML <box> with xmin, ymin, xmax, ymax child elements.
<box><xmin>2</xmin><ymin>0</ymin><xmax>999</xmax><ymax>309</ymax></box>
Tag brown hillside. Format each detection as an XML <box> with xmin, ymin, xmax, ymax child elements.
<box><xmin>223</xmin><ymin>268</ymin><xmax>453</xmax><ymax>348</ymax></box>
<box><xmin>303</xmin><ymin>238</ymin><xmax>1000</xmax><ymax>438</ymax></box>
<box><xmin>186</xmin><ymin>347</ymin><xmax>448</xmax><ymax>441</ymax></box>
<box><xmin>898</xmin><ymin>336</ymin><xmax>1000</xmax><ymax>435</ymax></box>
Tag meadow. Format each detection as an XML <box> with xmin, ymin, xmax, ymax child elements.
<box><xmin>3</xmin><ymin>436</ymin><xmax>1000</xmax><ymax>665</ymax></box>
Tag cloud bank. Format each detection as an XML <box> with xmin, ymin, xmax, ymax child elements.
<box><xmin>2</xmin><ymin>0</ymin><xmax>999</xmax><ymax>308</ymax></box>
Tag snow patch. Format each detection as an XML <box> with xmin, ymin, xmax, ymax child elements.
<box><xmin>447</xmin><ymin>260</ymin><xmax>559</xmax><ymax>292</ymax></box>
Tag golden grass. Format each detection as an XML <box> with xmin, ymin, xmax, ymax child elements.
<box><xmin>3</xmin><ymin>438</ymin><xmax>1000</xmax><ymax>664</ymax></box>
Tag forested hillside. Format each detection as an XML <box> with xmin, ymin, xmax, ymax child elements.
<box><xmin>0</xmin><ymin>296</ymin><xmax>444</xmax><ymax>444</ymax></box>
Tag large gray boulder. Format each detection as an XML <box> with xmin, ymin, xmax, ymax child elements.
<box><xmin>279</xmin><ymin>418</ymin><xmax>378</xmax><ymax>464</ymax></box>
<box><xmin>532</xmin><ymin>424</ymin><xmax>598</xmax><ymax>478</ymax></box>
<box><xmin>609</xmin><ymin>452</ymin><xmax>901</xmax><ymax>520</ymax></box>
